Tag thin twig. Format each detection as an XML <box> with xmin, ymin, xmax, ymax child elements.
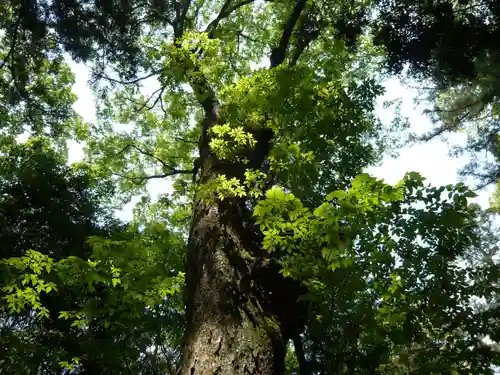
<box><xmin>135</xmin><ymin>87</ymin><xmax>165</xmax><ymax>112</ymax></box>
<box><xmin>237</xmin><ymin>30</ymin><xmax>266</xmax><ymax>45</ymax></box>
<box><xmin>471</xmin><ymin>171</ymin><xmax>500</xmax><ymax>191</ymax></box>
<box><xmin>93</xmin><ymin>68</ymin><xmax>165</xmax><ymax>85</ymax></box>
<box><xmin>114</xmin><ymin>143</ymin><xmax>179</xmax><ymax>170</ymax></box>
<box><xmin>418</xmin><ymin>110</ymin><xmax>471</xmax><ymax>142</ymax></box>
<box><xmin>115</xmin><ymin>169</ymin><xmax>193</xmax><ymax>184</ymax></box>
<box><xmin>172</xmin><ymin>136</ymin><xmax>197</xmax><ymax>144</ymax></box>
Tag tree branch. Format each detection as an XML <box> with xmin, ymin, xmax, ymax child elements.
<box><xmin>173</xmin><ymin>136</ymin><xmax>197</xmax><ymax>144</ymax></box>
<box><xmin>270</xmin><ymin>0</ymin><xmax>308</xmax><ymax>67</ymax></box>
<box><xmin>293</xmin><ymin>334</ymin><xmax>309</xmax><ymax>375</ymax></box>
<box><xmin>114</xmin><ymin>143</ymin><xmax>181</xmax><ymax>171</ymax></box>
<box><xmin>205</xmin><ymin>0</ymin><xmax>255</xmax><ymax>38</ymax></box>
<box><xmin>172</xmin><ymin>0</ymin><xmax>196</xmax><ymax>37</ymax></box>
<box><xmin>237</xmin><ymin>30</ymin><xmax>266</xmax><ymax>45</ymax></box>
<box><xmin>92</xmin><ymin>68</ymin><xmax>165</xmax><ymax>85</ymax></box>
<box><xmin>189</xmin><ymin>0</ymin><xmax>204</xmax><ymax>26</ymax></box>
<box><xmin>182</xmin><ymin>0</ymin><xmax>256</xmax><ymax>115</ymax></box>
<box><xmin>181</xmin><ymin>0</ymin><xmax>194</xmax><ymax>28</ymax></box>
<box><xmin>418</xmin><ymin>110</ymin><xmax>470</xmax><ymax>142</ymax></box>
<box><xmin>172</xmin><ymin>0</ymin><xmax>183</xmax><ymax>37</ymax></box>
<box><xmin>116</xmin><ymin>169</ymin><xmax>193</xmax><ymax>185</ymax></box>
<box><xmin>0</xmin><ymin>3</ymin><xmax>22</xmax><ymax>71</ymax></box>
<box><xmin>289</xmin><ymin>12</ymin><xmax>322</xmax><ymax>66</ymax></box>
<box><xmin>170</xmin><ymin>38</ymin><xmax>219</xmax><ymax>119</ymax></box>
<box><xmin>471</xmin><ymin>170</ymin><xmax>500</xmax><ymax>191</ymax></box>
<box><xmin>135</xmin><ymin>87</ymin><xmax>165</xmax><ymax>112</ymax></box>
<box><xmin>174</xmin><ymin>0</ymin><xmax>254</xmax><ymax>146</ymax></box>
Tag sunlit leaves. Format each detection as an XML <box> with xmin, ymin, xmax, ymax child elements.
<box><xmin>198</xmin><ymin>174</ymin><xmax>247</xmax><ymax>202</ymax></box>
<box><xmin>58</xmin><ymin>357</ymin><xmax>81</xmax><ymax>372</ymax></box>
<box><xmin>0</xmin><ymin>229</ymin><xmax>186</xmax><ymax>366</ymax></box>
<box><xmin>254</xmin><ymin>172</ymin><xmax>499</xmax><ymax>373</ymax></box>
<box><xmin>209</xmin><ymin>123</ymin><xmax>256</xmax><ymax>161</ymax></box>
<box><xmin>0</xmin><ymin>141</ymin><xmax>186</xmax><ymax>374</ymax></box>
<box><xmin>0</xmin><ymin>48</ymin><xmax>81</xmax><ymax>150</ymax></box>
<box><xmin>1</xmin><ymin>250</ymin><xmax>57</xmax><ymax>317</ymax></box>
<box><xmin>244</xmin><ymin>168</ymin><xmax>267</xmax><ymax>198</ymax></box>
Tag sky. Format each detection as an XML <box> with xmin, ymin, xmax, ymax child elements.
<box><xmin>68</xmin><ymin>61</ymin><xmax>496</xmax><ymax>221</ymax></box>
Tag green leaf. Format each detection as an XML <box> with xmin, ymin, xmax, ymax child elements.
<box><xmin>326</xmin><ymin>190</ymin><xmax>347</xmax><ymax>201</ymax></box>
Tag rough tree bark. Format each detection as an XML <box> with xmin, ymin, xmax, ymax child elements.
<box><xmin>181</xmin><ymin>91</ymin><xmax>306</xmax><ymax>375</ymax></box>
<box><xmin>183</xmin><ymin>190</ymin><xmax>302</xmax><ymax>375</ymax></box>
<box><xmin>179</xmin><ymin>1</ymin><xmax>312</xmax><ymax>373</ymax></box>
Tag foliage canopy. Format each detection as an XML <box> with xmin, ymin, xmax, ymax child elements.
<box><xmin>0</xmin><ymin>0</ymin><xmax>499</xmax><ymax>374</ymax></box>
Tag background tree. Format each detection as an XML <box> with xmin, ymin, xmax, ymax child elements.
<box><xmin>0</xmin><ymin>141</ymin><xmax>186</xmax><ymax>374</ymax></box>
<box><xmin>373</xmin><ymin>0</ymin><xmax>500</xmax><ymax>193</ymax></box>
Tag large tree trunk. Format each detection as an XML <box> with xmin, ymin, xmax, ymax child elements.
<box><xmin>181</xmin><ymin>102</ymin><xmax>305</xmax><ymax>375</ymax></box>
<box><xmin>179</xmin><ymin>2</ymin><xmax>310</xmax><ymax>368</ymax></box>
<box><xmin>183</xmin><ymin>198</ymin><xmax>307</xmax><ymax>375</ymax></box>
<box><xmin>182</xmin><ymin>199</ymin><xmax>285</xmax><ymax>375</ymax></box>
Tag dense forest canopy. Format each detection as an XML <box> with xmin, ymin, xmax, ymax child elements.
<box><xmin>0</xmin><ymin>0</ymin><xmax>499</xmax><ymax>374</ymax></box>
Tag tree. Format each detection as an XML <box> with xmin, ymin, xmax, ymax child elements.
<box><xmin>1</xmin><ymin>7</ymin><xmax>186</xmax><ymax>372</ymax></box>
<box><xmin>1</xmin><ymin>1</ymin><xmax>499</xmax><ymax>374</ymax></box>
<box><xmin>373</xmin><ymin>0</ymin><xmax>500</xmax><ymax>192</ymax></box>
<box><xmin>78</xmin><ymin>2</ymin><xmax>394</xmax><ymax>373</ymax></box>
<box><xmin>0</xmin><ymin>139</ymin><xmax>114</xmax><ymax>373</ymax></box>
<box><xmin>0</xmin><ymin>141</ymin><xmax>186</xmax><ymax>374</ymax></box>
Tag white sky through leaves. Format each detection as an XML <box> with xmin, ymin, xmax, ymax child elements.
<box><xmin>68</xmin><ymin>61</ymin><xmax>495</xmax><ymax>221</ymax></box>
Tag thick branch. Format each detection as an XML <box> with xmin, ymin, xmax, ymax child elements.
<box><xmin>173</xmin><ymin>41</ymin><xmax>219</xmax><ymax>119</ymax></box>
<box><xmin>289</xmin><ymin>12</ymin><xmax>322</xmax><ymax>66</ymax></box>
<box><xmin>181</xmin><ymin>1</ymin><xmax>256</xmax><ymax>122</ymax></box>
<box><xmin>289</xmin><ymin>30</ymin><xmax>319</xmax><ymax>66</ymax></box>
<box><xmin>172</xmin><ymin>0</ymin><xmax>184</xmax><ymax>36</ymax></box>
<box><xmin>174</xmin><ymin>0</ymin><xmax>182</xmax><ymax>22</ymax></box>
<box><xmin>181</xmin><ymin>0</ymin><xmax>194</xmax><ymax>29</ymax></box>
<box><xmin>176</xmin><ymin>1</ymin><xmax>258</xmax><ymax>153</ymax></box>
<box><xmin>0</xmin><ymin>4</ymin><xmax>22</xmax><ymax>71</ymax></box>
<box><xmin>171</xmin><ymin>43</ymin><xmax>219</xmax><ymax>152</ymax></box>
<box><xmin>205</xmin><ymin>0</ymin><xmax>255</xmax><ymax>38</ymax></box>
<box><xmin>270</xmin><ymin>0</ymin><xmax>308</xmax><ymax>67</ymax></box>
<box><xmin>289</xmin><ymin>43</ymin><xmax>307</xmax><ymax>66</ymax></box>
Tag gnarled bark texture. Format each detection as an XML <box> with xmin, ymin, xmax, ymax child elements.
<box><xmin>180</xmin><ymin>1</ymin><xmax>312</xmax><ymax>373</ymax></box>
<box><xmin>182</xmin><ymin>110</ymin><xmax>305</xmax><ymax>374</ymax></box>
<box><xmin>183</xmin><ymin>201</ymin><xmax>282</xmax><ymax>375</ymax></box>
